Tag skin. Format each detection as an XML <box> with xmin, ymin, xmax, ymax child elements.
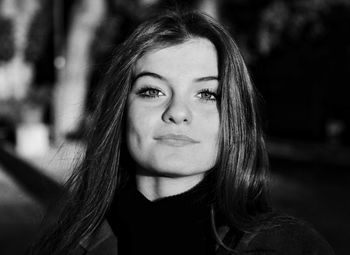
<box><xmin>126</xmin><ymin>38</ymin><xmax>220</xmax><ymax>201</ymax></box>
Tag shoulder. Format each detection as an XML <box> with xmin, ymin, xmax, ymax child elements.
<box><xmin>235</xmin><ymin>215</ymin><xmax>335</xmax><ymax>255</ymax></box>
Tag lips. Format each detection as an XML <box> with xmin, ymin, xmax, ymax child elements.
<box><xmin>154</xmin><ymin>134</ymin><xmax>200</xmax><ymax>147</ymax></box>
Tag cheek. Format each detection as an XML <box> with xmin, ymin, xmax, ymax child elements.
<box><xmin>200</xmin><ymin>110</ymin><xmax>220</xmax><ymax>140</ymax></box>
<box><xmin>126</xmin><ymin>103</ymin><xmax>157</xmax><ymax>150</ymax></box>
<box><xmin>204</xmin><ymin>112</ymin><xmax>220</xmax><ymax>160</ymax></box>
<box><xmin>208</xmin><ymin>123</ymin><xmax>220</xmax><ymax>157</ymax></box>
<box><xmin>126</xmin><ymin>105</ymin><xmax>143</xmax><ymax>146</ymax></box>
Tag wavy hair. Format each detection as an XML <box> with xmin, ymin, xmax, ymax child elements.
<box><xmin>31</xmin><ymin>10</ymin><xmax>271</xmax><ymax>254</ymax></box>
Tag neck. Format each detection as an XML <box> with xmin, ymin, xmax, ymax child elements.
<box><xmin>136</xmin><ymin>173</ymin><xmax>204</xmax><ymax>201</ymax></box>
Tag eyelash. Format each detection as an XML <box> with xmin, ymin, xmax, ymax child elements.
<box><xmin>136</xmin><ymin>87</ymin><xmax>218</xmax><ymax>101</ymax></box>
<box><xmin>136</xmin><ymin>86</ymin><xmax>164</xmax><ymax>98</ymax></box>
<box><xmin>197</xmin><ymin>89</ymin><xmax>217</xmax><ymax>102</ymax></box>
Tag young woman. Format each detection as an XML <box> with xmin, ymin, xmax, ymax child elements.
<box><xmin>30</xmin><ymin>11</ymin><xmax>334</xmax><ymax>255</ymax></box>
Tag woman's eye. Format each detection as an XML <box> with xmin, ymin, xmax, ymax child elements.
<box><xmin>198</xmin><ymin>90</ymin><xmax>217</xmax><ymax>101</ymax></box>
<box><xmin>137</xmin><ymin>87</ymin><xmax>164</xmax><ymax>98</ymax></box>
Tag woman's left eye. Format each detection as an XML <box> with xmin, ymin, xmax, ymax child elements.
<box><xmin>197</xmin><ymin>89</ymin><xmax>217</xmax><ymax>101</ymax></box>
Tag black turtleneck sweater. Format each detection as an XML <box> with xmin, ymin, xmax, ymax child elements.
<box><xmin>107</xmin><ymin>179</ymin><xmax>216</xmax><ymax>255</ymax></box>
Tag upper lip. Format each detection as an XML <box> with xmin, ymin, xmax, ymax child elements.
<box><xmin>154</xmin><ymin>134</ymin><xmax>200</xmax><ymax>143</ymax></box>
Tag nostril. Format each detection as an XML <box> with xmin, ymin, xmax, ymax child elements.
<box><xmin>162</xmin><ymin>99</ymin><xmax>192</xmax><ymax>124</ymax></box>
<box><xmin>163</xmin><ymin>114</ymin><xmax>190</xmax><ymax>124</ymax></box>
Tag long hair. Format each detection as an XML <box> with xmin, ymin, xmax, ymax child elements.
<box><xmin>31</xmin><ymin>11</ymin><xmax>271</xmax><ymax>254</ymax></box>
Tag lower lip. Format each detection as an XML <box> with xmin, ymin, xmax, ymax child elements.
<box><xmin>155</xmin><ymin>138</ymin><xmax>198</xmax><ymax>147</ymax></box>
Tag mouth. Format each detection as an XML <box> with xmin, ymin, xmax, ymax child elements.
<box><xmin>154</xmin><ymin>134</ymin><xmax>200</xmax><ymax>147</ymax></box>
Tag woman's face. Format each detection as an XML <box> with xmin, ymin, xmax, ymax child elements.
<box><xmin>126</xmin><ymin>38</ymin><xmax>220</xmax><ymax>178</ymax></box>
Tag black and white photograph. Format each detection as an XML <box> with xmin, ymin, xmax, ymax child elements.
<box><xmin>0</xmin><ymin>0</ymin><xmax>349</xmax><ymax>254</ymax></box>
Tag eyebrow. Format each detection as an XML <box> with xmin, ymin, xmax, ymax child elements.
<box><xmin>134</xmin><ymin>71</ymin><xmax>219</xmax><ymax>83</ymax></box>
<box><xmin>194</xmin><ymin>76</ymin><xmax>219</xmax><ymax>82</ymax></box>
<box><xmin>134</xmin><ymin>71</ymin><xmax>165</xmax><ymax>82</ymax></box>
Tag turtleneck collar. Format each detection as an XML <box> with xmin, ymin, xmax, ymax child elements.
<box><xmin>107</xmin><ymin>176</ymin><xmax>216</xmax><ymax>255</ymax></box>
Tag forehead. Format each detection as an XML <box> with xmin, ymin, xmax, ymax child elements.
<box><xmin>134</xmin><ymin>38</ymin><xmax>218</xmax><ymax>78</ymax></box>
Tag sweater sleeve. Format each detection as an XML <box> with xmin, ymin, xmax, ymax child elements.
<box><xmin>238</xmin><ymin>220</ymin><xmax>335</xmax><ymax>255</ymax></box>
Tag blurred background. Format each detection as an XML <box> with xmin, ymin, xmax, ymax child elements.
<box><xmin>0</xmin><ymin>0</ymin><xmax>349</xmax><ymax>254</ymax></box>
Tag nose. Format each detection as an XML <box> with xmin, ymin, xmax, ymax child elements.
<box><xmin>162</xmin><ymin>97</ymin><xmax>192</xmax><ymax>124</ymax></box>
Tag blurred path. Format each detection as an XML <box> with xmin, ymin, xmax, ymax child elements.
<box><xmin>0</xmin><ymin>170</ymin><xmax>42</xmax><ymax>255</ymax></box>
<box><xmin>0</xmin><ymin>146</ymin><xmax>64</xmax><ymax>206</ymax></box>
<box><xmin>0</xmin><ymin>143</ymin><xmax>82</xmax><ymax>255</ymax></box>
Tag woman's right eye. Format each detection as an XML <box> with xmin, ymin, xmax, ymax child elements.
<box><xmin>136</xmin><ymin>87</ymin><xmax>164</xmax><ymax>98</ymax></box>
